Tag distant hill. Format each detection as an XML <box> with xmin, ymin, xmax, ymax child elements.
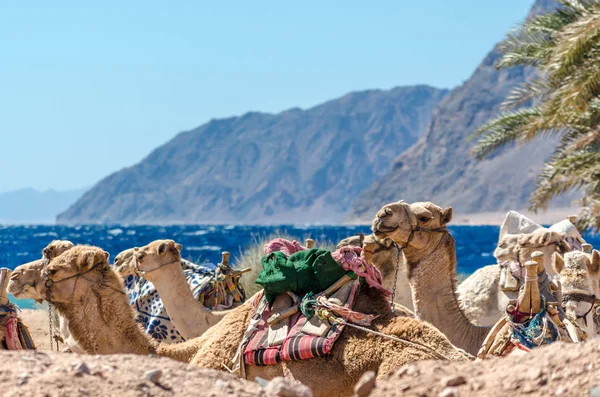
<box><xmin>0</xmin><ymin>188</ymin><xmax>87</xmax><ymax>224</ymax></box>
<box><xmin>348</xmin><ymin>0</ymin><xmax>567</xmax><ymax>221</ymax></box>
<box><xmin>58</xmin><ymin>86</ymin><xmax>448</xmax><ymax>224</ymax></box>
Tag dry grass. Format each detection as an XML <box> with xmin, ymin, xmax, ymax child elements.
<box><xmin>233</xmin><ymin>233</ymin><xmax>336</xmax><ymax>297</ymax></box>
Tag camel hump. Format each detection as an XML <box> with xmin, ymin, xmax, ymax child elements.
<box><xmin>305</xmin><ymin>239</ymin><xmax>315</xmax><ymax>249</ymax></box>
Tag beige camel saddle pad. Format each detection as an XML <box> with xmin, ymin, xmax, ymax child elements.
<box><xmin>241</xmin><ymin>279</ymin><xmax>360</xmax><ymax>366</ymax></box>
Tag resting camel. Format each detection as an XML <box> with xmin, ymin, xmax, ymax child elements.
<box><xmin>7</xmin><ymin>240</ymin><xmax>82</xmax><ymax>352</ymax></box>
<box><xmin>337</xmin><ymin>234</ymin><xmax>413</xmax><ymax>311</ymax></box>
<box><xmin>371</xmin><ymin>200</ymin><xmax>498</xmax><ymax>356</ymax></box>
<box><xmin>553</xmin><ymin>250</ymin><xmax>600</xmax><ymax>336</ymax></box>
<box><xmin>13</xmin><ymin>244</ymin><xmax>469</xmax><ymax>397</ymax></box>
<box><xmin>116</xmin><ymin>239</ymin><xmax>233</xmax><ymax>339</ymax></box>
<box><xmin>457</xmin><ymin>226</ymin><xmax>568</xmax><ymax>326</ymax></box>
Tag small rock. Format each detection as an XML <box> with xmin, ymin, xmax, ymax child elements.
<box><xmin>18</xmin><ymin>373</ymin><xmax>29</xmax><ymax>386</ymax></box>
<box><xmin>405</xmin><ymin>365</ymin><xmax>420</xmax><ymax>376</ymax></box>
<box><xmin>590</xmin><ymin>386</ymin><xmax>600</xmax><ymax>397</ymax></box>
<box><xmin>537</xmin><ymin>376</ymin><xmax>548</xmax><ymax>386</ymax></box>
<box><xmin>527</xmin><ymin>368</ymin><xmax>543</xmax><ymax>380</ymax></box>
<box><xmin>354</xmin><ymin>372</ymin><xmax>376</xmax><ymax>397</ymax></box>
<box><xmin>264</xmin><ymin>377</ymin><xmax>313</xmax><ymax>397</ymax></box>
<box><xmin>522</xmin><ymin>384</ymin><xmax>534</xmax><ymax>394</ymax></box>
<box><xmin>441</xmin><ymin>375</ymin><xmax>467</xmax><ymax>387</ymax></box>
<box><xmin>73</xmin><ymin>361</ymin><xmax>90</xmax><ymax>376</ymax></box>
<box><xmin>143</xmin><ymin>369</ymin><xmax>162</xmax><ymax>385</ymax></box>
<box><xmin>469</xmin><ymin>381</ymin><xmax>484</xmax><ymax>391</ymax></box>
<box><xmin>555</xmin><ymin>385</ymin><xmax>568</xmax><ymax>396</ymax></box>
<box><xmin>439</xmin><ymin>387</ymin><xmax>459</xmax><ymax>397</ymax></box>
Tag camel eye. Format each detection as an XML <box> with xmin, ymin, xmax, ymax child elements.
<box><xmin>47</xmin><ymin>269</ymin><xmax>57</xmax><ymax>276</ymax></box>
<box><xmin>419</xmin><ymin>216</ymin><xmax>430</xmax><ymax>223</ymax></box>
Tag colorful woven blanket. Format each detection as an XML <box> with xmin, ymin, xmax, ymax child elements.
<box><xmin>242</xmin><ymin>281</ymin><xmax>361</xmax><ymax>366</ymax></box>
<box><xmin>124</xmin><ymin>259</ymin><xmax>224</xmax><ymax>343</ymax></box>
<box><xmin>0</xmin><ymin>303</ymin><xmax>35</xmax><ymax>350</ymax></box>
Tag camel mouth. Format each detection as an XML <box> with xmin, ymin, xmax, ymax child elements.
<box><xmin>7</xmin><ymin>283</ymin><xmax>25</xmax><ymax>297</ymax></box>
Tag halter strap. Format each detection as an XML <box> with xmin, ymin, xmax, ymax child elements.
<box><xmin>132</xmin><ymin>253</ymin><xmax>179</xmax><ymax>277</ymax></box>
<box><xmin>562</xmin><ymin>292</ymin><xmax>598</xmax><ymax>326</ymax></box>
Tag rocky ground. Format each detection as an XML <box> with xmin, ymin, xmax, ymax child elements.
<box><xmin>371</xmin><ymin>340</ymin><xmax>600</xmax><ymax>397</ymax></box>
<box><xmin>9</xmin><ymin>309</ymin><xmax>600</xmax><ymax>396</ymax></box>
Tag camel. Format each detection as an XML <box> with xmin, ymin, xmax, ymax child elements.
<box><xmin>116</xmin><ymin>239</ymin><xmax>234</xmax><ymax>340</ymax></box>
<box><xmin>337</xmin><ymin>234</ymin><xmax>413</xmax><ymax>311</ymax></box>
<box><xmin>457</xmin><ymin>224</ymin><xmax>569</xmax><ymax>326</ymax></box>
<box><xmin>14</xmin><ymin>244</ymin><xmax>469</xmax><ymax>397</ymax></box>
<box><xmin>371</xmin><ymin>200</ymin><xmax>496</xmax><ymax>356</ymax></box>
<box><xmin>553</xmin><ymin>250</ymin><xmax>600</xmax><ymax>336</ymax></box>
<box><xmin>7</xmin><ymin>240</ymin><xmax>82</xmax><ymax>352</ymax></box>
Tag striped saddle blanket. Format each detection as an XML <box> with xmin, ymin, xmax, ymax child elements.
<box><xmin>242</xmin><ymin>280</ymin><xmax>360</xmax><ymax>366</ymax></box>
<box><xmin>0</xmin><ymin>304</ymin><xmax>36</xmax><ymax>350</ymax></box>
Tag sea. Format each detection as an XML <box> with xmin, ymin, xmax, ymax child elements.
<box><xmin>2</xmin><ymin>224</ymin><xmax>599</xmax><ymax>309</ymax></box>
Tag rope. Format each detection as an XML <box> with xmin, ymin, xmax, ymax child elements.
<box><xmin>48</xmin><ymin>304</ymin><xmax>54</xmax><ymax>352</ymax></box>
<box><xmin>316</xmin><ymin>308</ymin><xmax>453</xmax><ymax>361</ymax></box>
<box><xmin>389</xmin><ymin>243</ymin><xmax>401</xmax><ymax>312</ymax></box>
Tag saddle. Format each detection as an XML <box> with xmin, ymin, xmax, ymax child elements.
<box><xmin>242</xmin><ymin>276</ymin><xmax>361</xmax><ymax>366</ymax></box>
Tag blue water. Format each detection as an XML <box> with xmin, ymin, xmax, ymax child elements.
<box><xmin>2</xmin><ymin>224</ymin><xmax>599</xmax><ymax>308</ymax></box>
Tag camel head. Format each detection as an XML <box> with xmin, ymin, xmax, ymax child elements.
<box><xmin>113</xmin><ymin>248</ymin><xmax>136</xmax><ymax>276</ymax></box>
<box><xmin>42</xmin><ymin>240</ymin><xmax>75</xmax><ymax>261</ymax></box>
<box><xmin>372</xmin><ymin>201</ymin><xmax>452</xmax><ymax>250</ymax></box>
<box><xmin>495</xmin><ymin>229</ymin><xmax>567</xmax><ymax>276</ymax></box>
<box><xmin>553</xmin><ymin>250</ymin><xmax>600</xmax><ymax>330</ymax></box>
<box><xmin>133</xmin><ymin>239</ymin><xmax>183</xmax><ymax>279</ymax></box>
<box><xmin>7</xmin><ymin>240</ymin><xmax>76</xmax><ymax>302</ymax></box>
<box><xmin>44</xmin><ymin>245</ymin><xmax>113</xmax><ymax>304</ymax></box>
<box><xmin>7</xmin><ymin>259</ymin><xmax>46</xmax><ymax>302</ymax></box>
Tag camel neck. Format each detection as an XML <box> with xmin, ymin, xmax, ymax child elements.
<box><xmin>144</xmin><ymin>260</ymin><xmax>212</xmax><ymax>339</ymax></box>
<box><xmin>55</xmin><ymin>279</ymin><xmax>156</xmax><ymax>355</ymax></box>
<box><xmin>405</xmin><ymin>233</ymin><xmax>491</xmax><ymax>356</ymax></box>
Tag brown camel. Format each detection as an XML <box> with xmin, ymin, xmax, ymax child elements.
<box><xmin>337</xmin><ymin>234</ymin><xmax>414</xmax><ymax>312</ymax></box>
<box><xmin>12</xmin><ymin>244</ymin><xmax>469</xmax><ymax>397</ymax></box>
<box><xmin>371</xmin><ymin>200</ymin><xmax>492</xmax><ymax>356</ymax></box>
<box><xmin>117</xmin><ymin>239</ymin><xmax>233</xmax><ymax>339</ymax></box>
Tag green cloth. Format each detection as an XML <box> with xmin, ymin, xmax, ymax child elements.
<box><xmin>255</xmin><ymin>248</ymin><xmax>349</xmax><ymax>304</ymax></box>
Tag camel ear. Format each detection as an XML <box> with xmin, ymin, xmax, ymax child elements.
<box><xmin>441</xmin><ymin>207</ymin><xmax>453</xmax><ymax>225</ymax></box>
<box><xmin>175</xmin><ymin>243</ymin><xmax>183</xmax><ymax>252</ymax></box>
<box><xmin>590</xmin><ymin>250</ymin><xmax>600</xmax><ymax>275</ymax></box>
<box><xmin>157</xmin><ymin>242</ymin><xmax>170</xmax><ymax>256</ymax></box>
<box><xmin>552</xmin><ymin>252</ymin><xmax>565</xmax><ymax>274</ymax></box>
<box><xmin>77</xmin><ymin>249</ymin><xmax>107</xmax><ymax>271</ymax></box>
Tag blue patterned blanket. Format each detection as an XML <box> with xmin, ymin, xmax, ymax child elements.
<box><xmin>123</xmin><ymin>259</ymin><xmax>218</xmax><ymax>343</ymax></box>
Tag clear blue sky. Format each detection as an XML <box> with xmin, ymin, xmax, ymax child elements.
<box><xmin>1</xmin><ymin>1</ymin><xmax>534</xmax><ymax>192</ymax></box>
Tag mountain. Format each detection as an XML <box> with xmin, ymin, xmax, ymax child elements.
<box><xmin>58</xmin><ymin>85</ymin><xmax>448</xmax><ymax>224</ymax></box>
<box><xmin>348</xmin><ymin>0</ymin><xmax>566</xmax><ymax>221</ymax></box>
<box><xmin>0</xmin><ymin>188</ymin><xmax>87</xmax><ymax>224</ymax></box>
